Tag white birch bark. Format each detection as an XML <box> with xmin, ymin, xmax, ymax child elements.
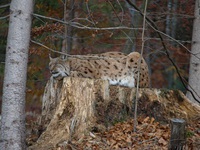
<box><xmin>187</xmin><ymin>0</ymin><xmax>200</xmax><ymax>103</ymax></box>
<box><xmin>0</xmin><ymin>0</ymin><xmax>33</xmax><ymax>149</ymax></box>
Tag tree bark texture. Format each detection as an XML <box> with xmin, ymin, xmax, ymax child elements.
<box><xmin>61</xmin><ymin>0</ymin><xmax>75</xmax><ymax>53</ymax></box>
<box><xmin>66</xmin><ymin>0</ymin><xmax>75</xmax><ymax>53</ymax></box>
<box><xmin>187</xmin><ymin>0</ymin><xmax>200</xmax><ymax>103</ymax></box>
<box><xmin>29</xmin><ymin>77</ymin><xmax>200</xmax><ymax>150</ymax></box>
<box><xmin>0</xmin><ymin>0</ymin><xmax>33</xmax><ymax>149</ymax></box>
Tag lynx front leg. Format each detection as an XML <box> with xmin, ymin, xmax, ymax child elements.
<box><xmin>70</xmin><ymin>71</ymin><xmax>85</xmax><ymax>78</ymax></box>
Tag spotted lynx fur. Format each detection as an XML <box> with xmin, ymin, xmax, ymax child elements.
<box><xmin>49</xmin><ymin>52</ymin><xmax>150</xmax><ymax>88</ymax></box>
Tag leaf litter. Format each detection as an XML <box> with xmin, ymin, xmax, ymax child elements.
<box><xmin>66</xmin><ymin>115</ymin><xmax>200</xmax><ymax>150</ymax></box>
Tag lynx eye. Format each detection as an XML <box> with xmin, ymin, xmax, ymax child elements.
<box><xmin>65</xmin><ymin>72</ymin><xmax>69</xmax><ymax>76</ymax></box>
<box><xmin>51</xmin><ymin>71</ymin><xmax>59</xmax><ymax>74</ymax></box>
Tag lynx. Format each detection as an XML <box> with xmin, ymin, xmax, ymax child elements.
<box><xmin>49</xmin><ymin>52</ymin><xmax>150</xmax><ymax>88</ymax></box>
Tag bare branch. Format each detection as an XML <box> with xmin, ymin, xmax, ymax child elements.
<box><xmin>85</xmin><ymin>1</ymin><xmax>96</xmax><ymax>26</ymax></box>
<box><xmin>126</xmin><ymin>0</ymin><xmax>200</xmax><ymax>103</ymax></box>
<box><xmin>32</xmin><ymin>13</ymin><xmax>143</xmax><ymax>31</ymax></box>
<box><xmin>134</xmin><ymin>0</ymin><xmax>148</xmax><ymax>132</ymax></box>
<box><xmin>31</xmin><ymin>40</ymin><xmax>123</xmax><ymax>60</ymax></box>
<box><xmin>0</xmin><ymin>15</ymin><xmax>9</xmax><ymax>20</ymax></box>
<box><xmin>116</xmin><ymin>0</ymin><xmax>124</xmax><ymax>25</ymax></box>
<box><xmin>0</xmin><ymin>3</ymin><xmax>10</xmax><ymax>9</ymax></box>
<box><xmin>108</xmin><ymin>0</ymin><xmax>123</xmax><ymax>25</ymax></box>
<box><xmin>146</xmin><ymin>21</ymin><xmax>200</xmax><ymax>59</ymax></box>
<box><xmin>31</xmin><ymin>40</ymin><xmax>66</xmax><ymax>56</ymax></box>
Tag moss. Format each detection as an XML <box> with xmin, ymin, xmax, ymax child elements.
<box><xmin>186</xmin><ymin>130</ymin><xmax>195</xmax><ymax>138</ymax></box>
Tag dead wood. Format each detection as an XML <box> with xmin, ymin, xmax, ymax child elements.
<box><xmin>28</xmin><ymin>77</ymin><xmax>200</xmax><ymax>150</ymax></box>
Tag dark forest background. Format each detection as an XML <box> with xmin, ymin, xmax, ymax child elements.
<box><xmin>0</xmin><ymin>0</ymin><xmax>195</xmax><ymax>119</ymax></box>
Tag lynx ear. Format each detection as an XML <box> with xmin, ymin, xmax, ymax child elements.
<box><xmin>49</xmin><ymin>54</ymin><xmax>53</xmax><ymax>61</ymax></box>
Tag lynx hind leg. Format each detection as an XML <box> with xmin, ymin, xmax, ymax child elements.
<box><xmin>127</xmin><ymin>52</ymin><xmax>150</xmax><ymax>88</ymax></box>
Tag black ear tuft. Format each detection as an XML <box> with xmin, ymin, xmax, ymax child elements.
<box><xmin>61</xmin><ymin>54</ymin><xmax>67</xmax><ymax>60</ymax></box>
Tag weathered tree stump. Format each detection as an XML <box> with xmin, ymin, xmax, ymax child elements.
<box><xmin>29</xmin><ymin>77</ymin><xmax>200</xmax><ymax>150</ymax></box>
<box><xmin>169</xmin><ymin>118</ymin><xmax>186</xmax><ymax>150</ymax></box>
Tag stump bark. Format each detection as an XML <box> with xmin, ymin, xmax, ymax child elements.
<box><xmin>29</xmin><ymin>77</ymin><xmax>200</xmax><ymax>150</ymax></box>
<box><xmin>169</xmin><ymin>118</ymin><xmax>186</xmax><ymax>150</ymax></box>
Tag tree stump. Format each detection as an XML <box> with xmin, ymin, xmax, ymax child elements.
<box><xmin>169</xmin><ymin>118</ymin><xmax>186</xmax><ymax>150</ymax></box>
<box><xmin>28</xmin><ymin>77</ymin><xmax>200</xmax><ymax>150</ymax></box>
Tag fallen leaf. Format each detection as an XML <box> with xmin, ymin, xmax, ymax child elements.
<box><xmin>158</xmin><ymin>137</ymin><xmax>168</xmax><ymax>146</ymax></box>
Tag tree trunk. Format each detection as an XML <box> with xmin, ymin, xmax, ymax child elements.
<box><xmin>66</xmin><ymin>0</ymin><xmax>75</xmax><ymax>53</ymax></box>
<box><xmin>169</xmin><ymin>118</ymin><xmax>186</xmax><ymax>150</ymax></box>
<box><xmin>171</xmin><ymin>0</ymin><xmax>178</xmax><ymax>42</ymax></box>
<box><xmin>166</xmin><ymin>0</ymin><xmax>172</xmax><ymax>36</ymax></box>
<box><xmin>61</xmin><ymin>0</ymin><xmax>75</xmax><ymax>54</ymax></box>
<box><xmin>124</xmin><ymin>0</ymin><xmax>137</xmax><ymax>53</ymax></box>
<box><xmin>0</xmin><ymin>0</ymin><xmax>33</xmax><ymax>149</ymax></box>
<box><xmin>166</xmin><ymin>0</ymin><xmax>174</xmax><ymax>88</ymax></box>
<box><xmin>187</xmin><ymin>0</ymin><xmax>200</xmax><ymax>103</ymax></box>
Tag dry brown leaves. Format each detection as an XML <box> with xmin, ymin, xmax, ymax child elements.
<box><xmin>31</xmin><ymin>23</ymin><xmax>63</xmax><ymax>37</ymax></box>
<box><xmin>67</xmin><ymin>116</ymin><xmax>200</xmax><ymax>150</ymax></box>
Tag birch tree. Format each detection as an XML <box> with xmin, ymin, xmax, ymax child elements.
<box><xmin>0</xmin><ymin>0</ymin><xmax>33</xmax><ymax>149</ymax></box>
<box><xmin>187</xmin><ymin>0</ymin><xmax>200</xmax><ymax>103</ymax></box>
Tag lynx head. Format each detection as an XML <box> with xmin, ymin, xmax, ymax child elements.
<box><xmin>49</xmin><ymin>55</ymin><xmax>70</xmax><ymax>80</ymax></box>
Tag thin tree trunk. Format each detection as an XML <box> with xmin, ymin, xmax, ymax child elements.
<box><xmin>124</xmin><ymin>0</ymin><xmax>150</xmax><ymax>54</ymax></box>
<box><xmin>61</xmin><ymin>0</ymin><xmax>68</xmax><ymax>53</ymax></box>
<box><xmin>166</xmin><ymin>0</ymin><xmax>172</xmax><ymax>36</ymax></box>
<box><xmin>0</xmin><ymin>0</ymin><xmax>33</xmax><ymax>149</ymax></box>
<box><xmin>166</xmin><ymin>0</ymin><xmax>174</xmax><ymax>88</ymax></box>
<box><xmin>171</xmin><ymin>0</ymin><xmax>178</xmax><ymax>42</ymax></box>
<box><xmin>124</xmin><ymin>0</ymin><xmax>137</xmax><ymax>53</ymax></box>
<box><xmin>187</xmin><ymin>0</ymin><xmax>200</xmax><ymax>103</ymax></box>
<box><xmin>165</xmin><ymin>0</ymin><xmax>179</xmax><ymax>89</ymax></box>
<box><xmin>67</xmin><ymin>0</ymin><xmax>75</xmax><ymax>53</ymax></box>
<box><xmin>61</xmin><ymin>0</ymin><xmax>75</xmax><ymax>54</ymax></box>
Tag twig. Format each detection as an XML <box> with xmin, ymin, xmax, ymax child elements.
<box><xmin>108</xmin><ymin>0</ymin><xmax>124</xmax><ymax>25</ymax></box>
<box><xmin>32</xmin><ymin>13</ymin><xmax>143</xmax><ymax>31</ymax></box>
<box><xmin>138</xmin><ymin>137</ymin><xmax>157</xmax><ymax>145</ymax></box>
<box><xmin>134</xmin><ymin>0</ymin><xmax>148</xmax><ymax>132</ymax></box>
<box><xmin>116</xmin><ymin>0</ymin><xmax>124</xmax><ymax>25</ymax></box>
<box><xmin>0</xmin><ymin>15</ymin><xmax>10</xmax><ymax>20</ymax></box>
<box><xmin>146</xmin><ymin>21</ymin><xmax>200</xmax><ymax>59</ymax></box>
<box><xmin>126</xmin><ymin>0</ymin><xmax>198</xmax><ymax>58</ymax></box>
<box><xmin>126</xmin><ymin>0</ymin><xmax>200</xmax><ymax>103</ymax></box>
<box><xmin>0</xmin><ymin>3</ymin><xmax>10</xmax><ymax>9</ymax></box>
<box><xmin>31</xmin><ymin>40</ymin><xmax>124</xmax><ymax>60</ymax></box>
<box><xmin>85</xmin><ymin>1</ymin><xmax>96</xmax><ymax>26</ymax></box>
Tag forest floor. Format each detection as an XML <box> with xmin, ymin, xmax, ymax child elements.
<box><xmin>26</xmin><ymin>80</ymin><xmax>200</xmax><ymax>150</ymax></box>
<box><xmin>69</xmin><ymin>115</ymin><xmax>200</xmax><ymax>150</ymax></box>
<box><xmin>27</xmin><ymin>114</ymin><xmax>200</xmax><ymax>150</ymax></box>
